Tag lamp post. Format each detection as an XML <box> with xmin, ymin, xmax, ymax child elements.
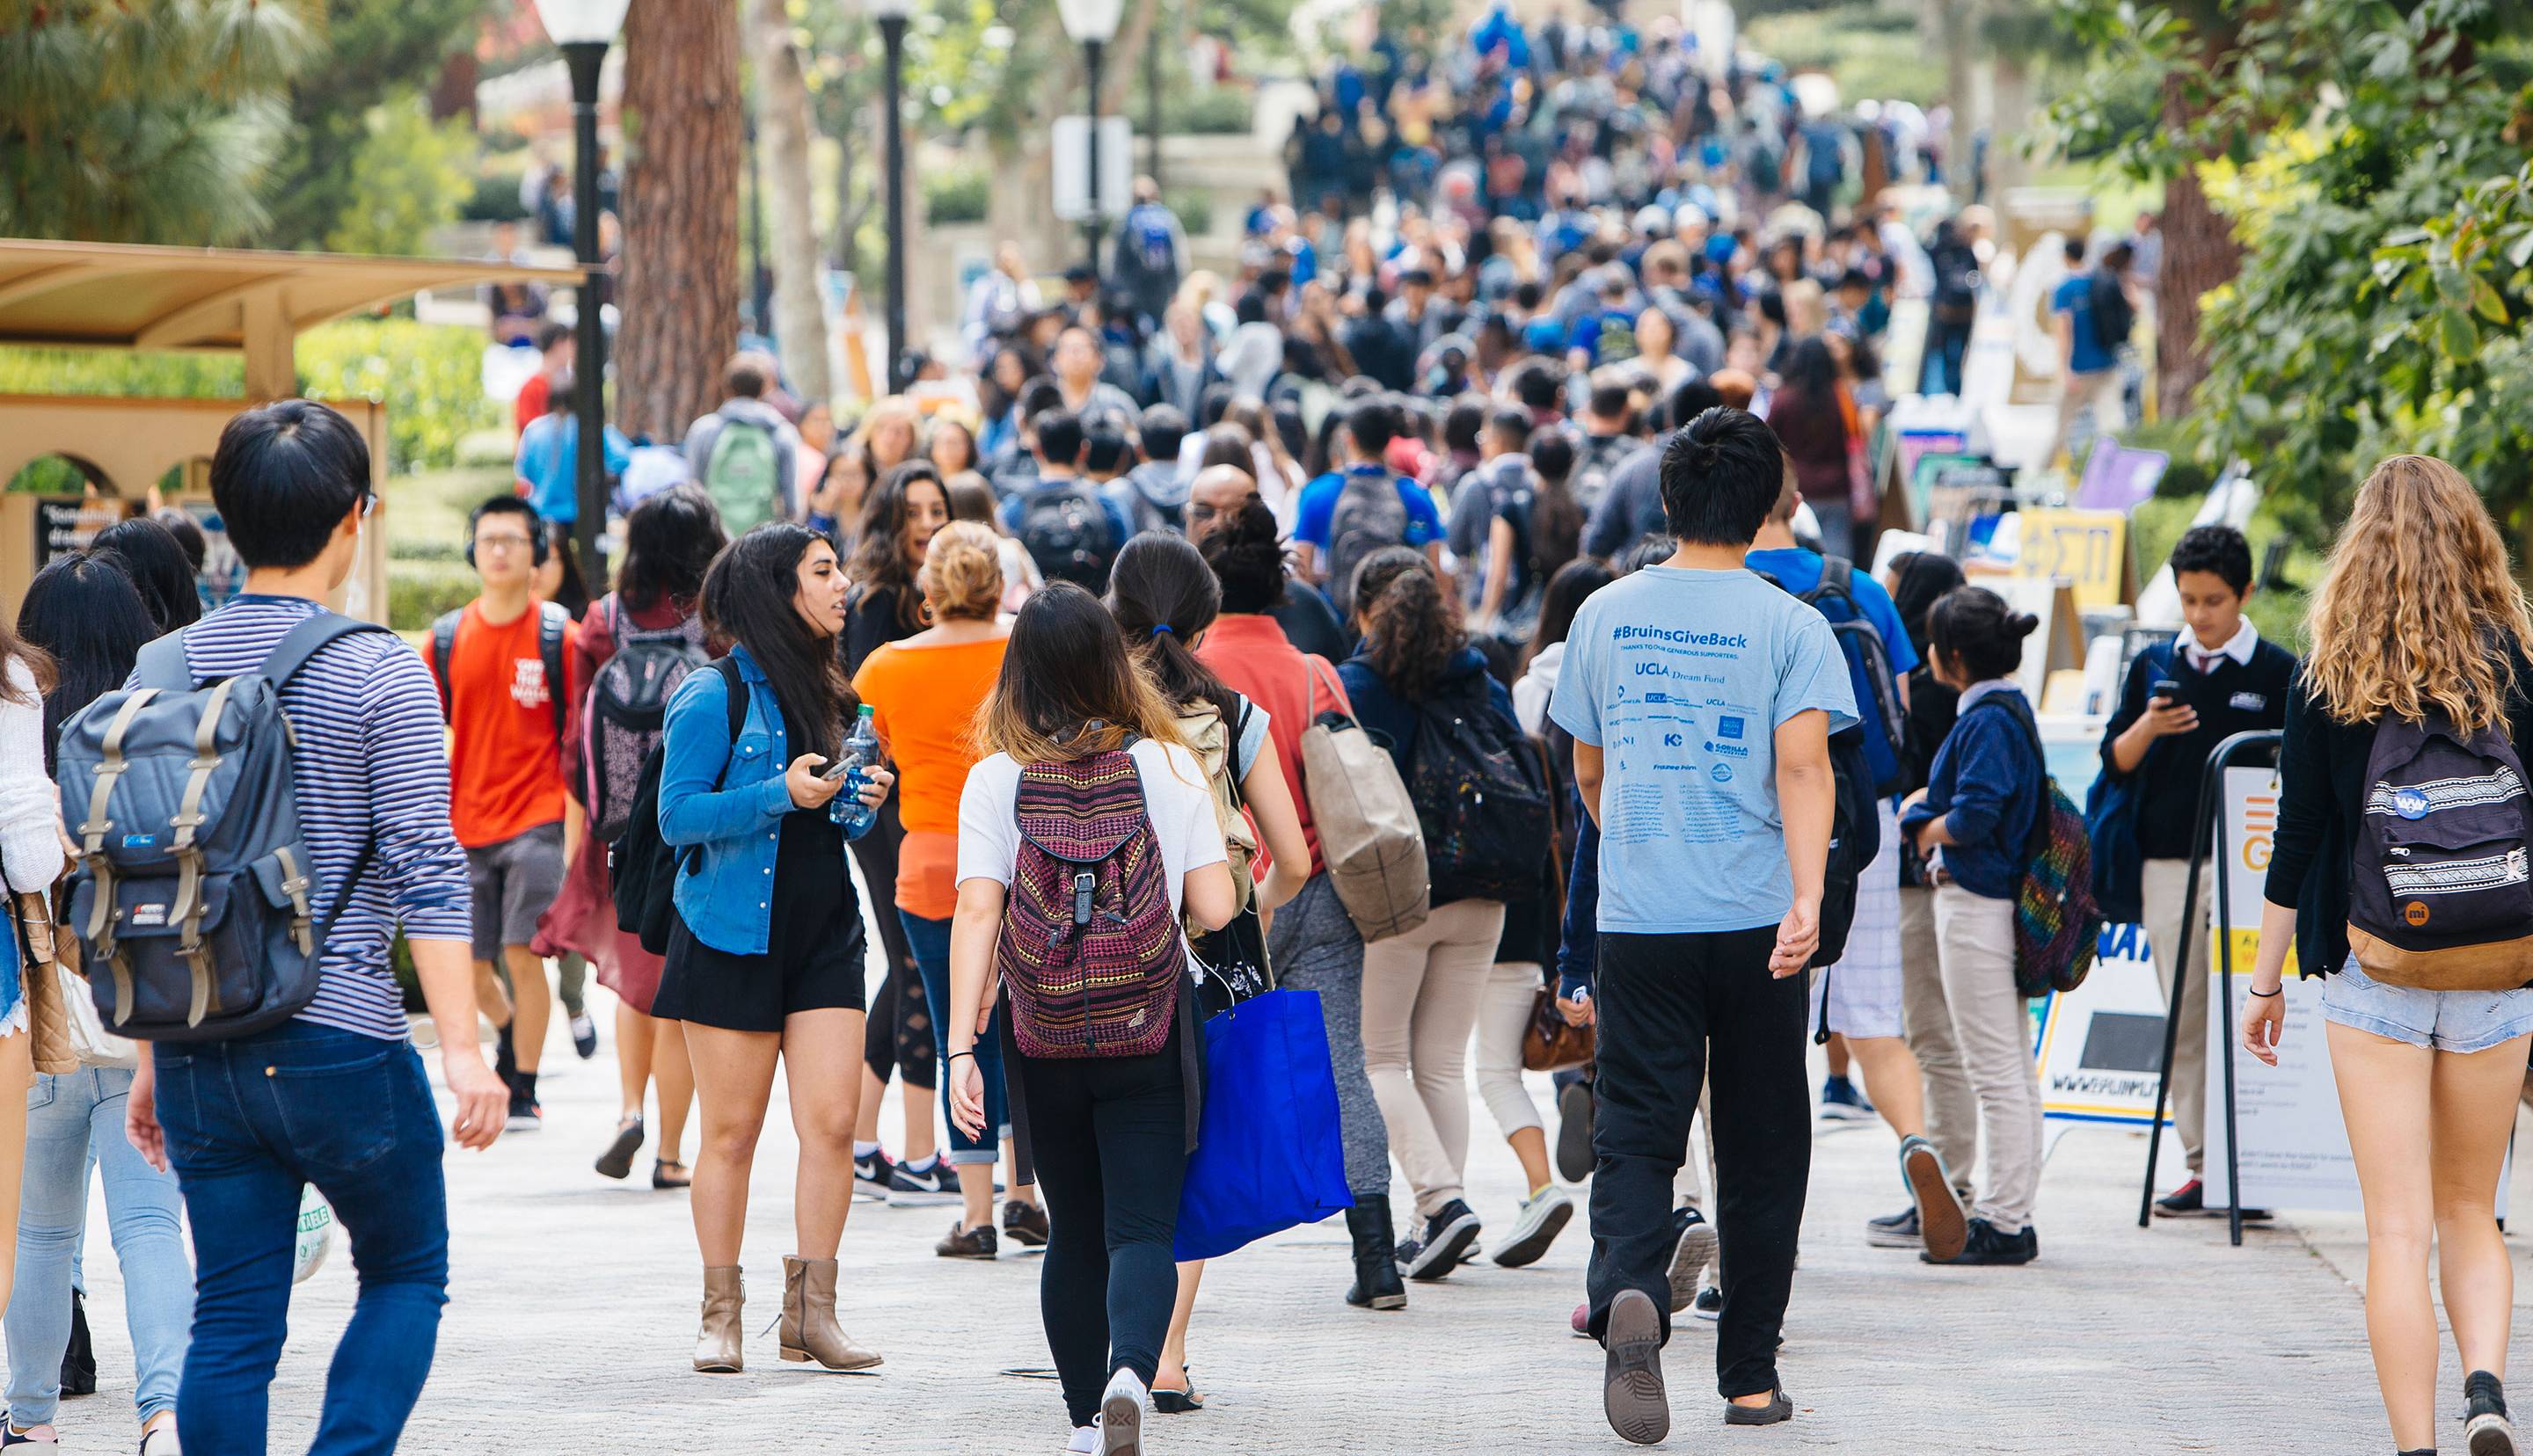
<box><xmin>532</xmin><ymin>0</ymin><xmax>630</xmax><ymax>589</ymax></box>
<box><xmin>1057</xmin><ymin>0</ymin><xmax>1122</xmax><ymax>280</ymax></box>
<box><xmin>872</xmin><ymin>0</ymin><xmax>911</xmax><ymax>396</ymax></box>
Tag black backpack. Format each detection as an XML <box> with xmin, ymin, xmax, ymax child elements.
<box><xmin>2346</xmin><ymin>708</ymin><xmax>2533</xmax><ymax>990</ymax></box>
<box><xmin>1405</xmin><ymin>674</ymin><xmax>1552</xmax><ymax>904</ymax></box>
<box><xmin>1016</xmin><ymin>483</ymin><xmax>1121</xmax><ymax>592</ymax></box>
<box><xmin>1753</xmin><ymin>568</ymin><xmax>1881</xmax><ymax>979</ymax></box>
<box><xmin>2090</xmin><ymin>271</ymin><xmax>2136</xmax><ymax>354</ymax></box>
<box><xmin>1796</xmin><ymin>557</ymin><xmax>1909</xmax><ymax>797</ymax></box>
<box><xmin>610</xmin><ymin>658</ymin><xmax>746</xmax><ymax>957</ymax></box>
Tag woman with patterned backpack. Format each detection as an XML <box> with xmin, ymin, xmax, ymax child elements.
<box><xmin>943</xmin><ymin>583</ymin><xmax>1237</xmax><ymax>1456</ymax></box>
<box><xmin>2245</xmin><ymin>456</ymin><xmax>2531</xmax><ymax>1456</ymax></box>
<box><xmin>1105</xmin><ymin>532</ymin><xmax>1311</xmax><ymax>1418</ymax></box>
<box><xmin>1896</xmin><ymin>586</ymin><xmax>2048</xmax><ymax>1268</ymax></box>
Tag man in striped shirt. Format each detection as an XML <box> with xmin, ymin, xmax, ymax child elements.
<box><xmin>125</xmin><ymin>400</ymin><xmax>507</xmax><ymax>1453</ymax></box>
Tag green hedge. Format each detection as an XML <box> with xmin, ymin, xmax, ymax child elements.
<box><xmin>925</xmin><ymin>166</ymin><xmax>990</xmax><ymax>226</ymax></box>
<box><xmin>0</xmin><ymin>318</ymin><xmax>500</xmax><ymax>477</ymax></box>
<box><xmin>389</xmin><ymin>557</ymin><xmax>477</xmax><ymax>631</ymax></box>
<box><xmin>1166</xmin><ymin>89</ymin><xmax>1254</xmax><ymax>135</ymax></box>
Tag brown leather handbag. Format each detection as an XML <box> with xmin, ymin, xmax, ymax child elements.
<box><xmin>1518</xmin><ymin>736</ymin><xmax>1594</xmax><ymax>1073</ymax></box>
<box><xmin>15</xmin><ymin>888</ymin><xmax>77</xmax><ymax>1076</ymax></box>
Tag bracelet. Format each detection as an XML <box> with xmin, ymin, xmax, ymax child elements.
<box><xmin>947</xmin><ymin>1050</ymin><xmax>976</xmax><ymax>1064</ymax></box>
<box><xmin>2248</xmin><ymin>985</ymin><xmax>2283</xmax><ymax>999</ymax></box>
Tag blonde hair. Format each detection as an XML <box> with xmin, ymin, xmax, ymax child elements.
<box><xmin>2304</xmin><ymin>455</ymin><xmax>2533</xmax><ymax>732</ymax></box>
<box><xmin>918</xmin><ymin>520</ymin><xmax>1004</xmax><ymax>623</ymax></box>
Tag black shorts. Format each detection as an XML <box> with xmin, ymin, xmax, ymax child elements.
<box><xmin>653</xmin><ymin>841</ymin><xmax>867</xmax><ymax>1033</ymax></box>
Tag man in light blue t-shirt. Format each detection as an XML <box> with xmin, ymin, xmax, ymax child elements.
<box><xmin>1548</xmin><ymin>408</ymin><xmax>1854</xmax><ymax>1443</ymax></box>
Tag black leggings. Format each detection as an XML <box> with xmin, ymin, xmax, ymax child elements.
<box><xmin>849</xmin><ymin>798</ymin><xmax>935</xmax><ymax>1091</ymax></box>
<box><xmin>1018</xmin><ymin>1025</ymin><xmax>1187</xmax><ymax>1430</ymax></box>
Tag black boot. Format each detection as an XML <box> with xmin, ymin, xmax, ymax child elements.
<box><xmin>1344</xmin><ymin>1197</ymin><xmax>1407</xmax><ymax>1310</ymax></box>
<box><xmin>60</xmin><ymin>1287</ymin><xmax>95</xmax><ymax>1396</ymax></box>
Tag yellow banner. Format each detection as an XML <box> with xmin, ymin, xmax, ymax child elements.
<box><xmin>2014</xmin><ymin>507</ymin><xmax>2128</xmax><ymax>609</ymax></box>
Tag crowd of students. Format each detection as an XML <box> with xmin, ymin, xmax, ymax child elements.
<box><xmin>0</xmin><ymin>9</ymin><xmax>2520</xmax><ymax>1456</ymax></box>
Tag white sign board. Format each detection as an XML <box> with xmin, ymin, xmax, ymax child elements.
<box><xmin>2033</xmin><ymin>921</ymin><xmax>2174</xmax><ymax>1127</ymax></box>
<box><xmin>1052</xmin><ymin>115</ymin><xmax>1134</xmax><ymax>222</ymax></box>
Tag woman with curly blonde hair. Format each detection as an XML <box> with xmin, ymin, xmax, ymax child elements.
<box><xmin>2247</xmin><ymin>454</ymin><xmax>2531</xmax><ymax>1456</ymax></box>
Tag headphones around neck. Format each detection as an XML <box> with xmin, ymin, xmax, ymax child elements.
<box><xmin>465</xmin><ymin>501</ymin><xmax>551</xmax><ymax>570</ymax></box>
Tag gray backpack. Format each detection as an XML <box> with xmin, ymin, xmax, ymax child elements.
<box><xmin>2347</xmin><ymin>708</ymin><xmax>2533</xmax><ymax>991</ymax></box>
<box><xmin>1325</xmin><ymin>468</ymin><xmax>1411</xmax><ymax>619</ymax></box>
<box><xmin>58</xmin><ymin>614</ymin><xmax>394</xmax><ymax>1041</ymax></box>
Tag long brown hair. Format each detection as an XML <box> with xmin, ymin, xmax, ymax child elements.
<box><xmin>702</xmin><ymin>524</ymin><xmax>858</xmax><ymax>759</ymax></box>
<box><xmin>976</xmin><ymin>583</ymin><xmax>1187</xmax><ymax>764</ymax></box>
<box><xmin>848</xmin><ymin>461</ymin><xmax>946</xmax><ymax>633</ymax></box>
<box><xmin>1357</xmin><ymin>548</ymin><xmax>1465</xmax><ymax>703</ymax></box>
<box><xmin>2303</xmin><ymin>455</ymin><xmax>2533</xmax><ymax>732</ymax></box>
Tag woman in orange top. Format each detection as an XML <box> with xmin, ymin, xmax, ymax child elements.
<box><xmin>850</xmin><ymin>521</ymin><xmax>1041</xmax><ymax>1256</ymax></box>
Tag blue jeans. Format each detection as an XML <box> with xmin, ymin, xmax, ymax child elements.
<box><xmin>902</xmin><ymin>911</ymin><xmax>1010</xmax><ymax>1165</ymax></box>
<box><xmin>5</xmin><ymin>1067</ymin><xmax>191</xmax><ymax>1430</ymax></box>
<box><xmin>152</xmin><ymin>1022</ymin><xmax>449</xmax><ymax>1456</ymax></box>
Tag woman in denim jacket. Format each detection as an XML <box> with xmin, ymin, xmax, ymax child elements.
<box><xmin>649</xmin><ymin>524</ymin><xmax>893</xmax><ymax>1377</ymax></box>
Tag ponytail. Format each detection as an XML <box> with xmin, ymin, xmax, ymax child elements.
<box><xmin>1200</xmin><ymin>499</ymin><xmax>1291</xmax><ymax>615</ymax></box>
<box><xmin>1107</xmin><ymin>533</ymin><xmax>1242</xmax><ymax>729</ymax></box>
<box><xmin>1927</xmin><ymin>586</ymin><xmax>2040</xmax><ymax>684</ymax></box>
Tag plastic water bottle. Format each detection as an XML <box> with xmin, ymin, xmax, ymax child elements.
<box><xmin>829</xmin><ymin>705</ymin><xmax>882</xmax><ymax>836</ymax></box>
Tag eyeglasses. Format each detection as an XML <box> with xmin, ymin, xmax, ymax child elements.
<box><xmin>474</xmin><ymin>533</ymin><xmax>536</xmax><ymax>551</ymax></box>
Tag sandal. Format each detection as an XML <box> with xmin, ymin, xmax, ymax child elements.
<box><xmin>653</xmin><ymin>1159</ymin><xmax>692</xmax><ymax>1190</ymax></box>
<box><xmin>1151</xmin><ymin>1366</ymin><xmax>1204</xmax><ymax>1414</ymax></box>
<box><xmin>595</xmin><ymin>1116</ymin><xmax>645</xmax><ymax>1180</ymax></box>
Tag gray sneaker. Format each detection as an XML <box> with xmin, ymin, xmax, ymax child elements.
<box><xmin>1492</xmin><ymin>1186</ymin><xmax>1574</xmax><ymax>1267</ymax></box>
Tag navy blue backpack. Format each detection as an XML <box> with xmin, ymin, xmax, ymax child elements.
<box><xmin>2083</xmin><ymin>643</ymin><xmax>2174</xmax><ymax>925</ymax></box>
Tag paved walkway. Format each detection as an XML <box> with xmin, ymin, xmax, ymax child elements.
<box><xmin>43</xmin><ymin>995</ymin><xmax>2522</xmax><ymax>1454</ymax></box>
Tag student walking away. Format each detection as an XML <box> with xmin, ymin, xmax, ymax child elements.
<box><xmin>1108</xmin><ymin>404</ymin><xmax>1194</xmax><ymax>538</ymax></box>
<box><xmin>2244</xmin><ymin>456</ymin><xmax>2533</xmax><ymax>1456</ymax></box>
<box><xmin>105</xmin><ymin>400</ymin><xmax>507</xmax><ymax>1455</ymax></box>
<box><xmin>947</xmin><ymin>473</ymin><xmax>1048</xmax><ymax>618</ymax></box>
<box><xmin>515</xmin><ymin>373</ymin><xmax>631</xmax><ymax>535</ymax></box>
<box><xmin>1920</xmin><ymin>219</ymin><xmax>1982</xmax><ymax>397</ymax></box>
<box><xmin>2050</xmin><ymin>239</ymin><xmax>2132</xmax><ymax>470</ymax></box>
<box><xmin>942</xmin><ymin>584</ymin><xmax>1237</xmax><ymax>1456</ymax></box>
<box><xmin>1898</xmin><ymin>587</ymin><xmax>2048</xmax><ymax>1269</ymax></box>
<box><xmin>1569</xmin><ymin>382</ymin><xmax>1643</xmax><ymax>517</ymax></box>
<box><xmin>648</xmin><ymin>523</ymin><xmax>894</xmax><ymax>1375</ymax></box>
<box><xmin>1002</xmin><ymin>410</ymin><xmax>1134</xmax><ymax>593</ymax></box>
<box><xmin>1190</xmin><ymin>499</ymin><xmax>1403</xmax><ymax>1313</ymax></box>
<box><xmin>88</xmin><ymin>516</ymin><xmax>203</xmax><ymax>633</ymax></box>
<box><xmin>1763</xmin><ymin>339</ymin><xmax>1862</xmax><ymax>562</ymax></box>
<box><xmin>1183</xmin><ymin>465</ymin><xmax>1348</xmax><ymax>664</ymax></box>
<box><xmin>842</xmin><ymin>463</ymin><xmax>964</xmax><ymax>1205</ymax></box>
<box><xmin>1293</xmin><ymin>399</ymin><xmax>1447</xmax><ymax>616</ymax></box>
<box><xmin>851</xmin><ymin>523</ymin><xmax>1046</xmax><ymax>1256</ymax></box>
<box><xmin>8</xmin><ymin>553</ymin><xmax>189</xmax><ymax>1455</ymax></box>
<box><xmin>425</xmin><ymin>496</ymin><xmax>581</xmax><ymax>1132</ymax></box>
<box><xmin>1110</xmin><ymin>178</ymin><xmax>1187</xmax><ymax>329</ymax></box>
<box><xmin>1339</xmin><ymin>548</ymin><xmax>1542</xmax><ymax>1282</ymax></box>
<box><xmin>1583</xmin><ymin>381</ymin><xmax>1722</xmax><ymax>563</ymax></box>
<box><xmin>683</xmin><ymin>353</ymin><xmax>804</xmax><ymax>536</ymax></box>
<box><xmin>1106</xmin><ymin>532</ymin><xmax>1312</xmax><ymax>1416</ymax></box>
<box><xmin>1549</xmin><ymin>408</ymin><xmax>1856</xmax><ymax>1442</ymax></box>
<box><xmin>2095</xmin><ymin>525</ymin><xmax>2293</xmax><ymax>1218</ymax></box>
<box><xmin>565</xmin><ymin>487</ymin><xmax>725</xmax><ymax>1190</ymax></box>
<box><xmin>1744</xmin><ymin>472</ymin><xmax>1963</xmax><ymax>1253</ymax></box>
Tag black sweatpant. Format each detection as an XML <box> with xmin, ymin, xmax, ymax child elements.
<box><xmin>1585</xmin><ymin>927</ymin><xmax>1809</xmax><ymax>1400</ymax></box>
<box><xmin>848</xmin><ymin>798</ymin><xmax>935</xmax><ymax>1090</ymax></box>
<box><xmin>1016</xmin><ymin>1025</ymin><xmax>1188</xmax><ymax>1430</ymax></box>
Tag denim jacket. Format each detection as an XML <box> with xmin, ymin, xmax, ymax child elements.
<box><xmin>659</xmin><ymin>644</ymin><xmax>865</xmax><ymax>955</ymax></box>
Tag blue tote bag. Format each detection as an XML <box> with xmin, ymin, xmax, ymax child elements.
<box><xmin>1174</xmin><ymin>987</ymin><xmax>1354</xmax><ymax>1261</ymax></box>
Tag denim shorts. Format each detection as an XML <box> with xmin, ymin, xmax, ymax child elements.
<box><xmin>2320</xmin><ymin>958</ymin><xmax>2533</xmax><ymax>1054</ymax></box>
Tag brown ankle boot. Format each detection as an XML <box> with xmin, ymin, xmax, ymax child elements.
<box><xmin>694</xmin><ymin>1265</ymin><xmax>744</xmax><ymax>1372</ymax></box>
<box><xmin>779</xmin><ymin>1256</ymin><xmax>882</xmax><ymax>1371</ymax></box>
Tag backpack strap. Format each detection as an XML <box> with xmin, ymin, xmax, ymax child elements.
<box><xmin>427</xmin><ymin>609</ymin><xmax>462</xmax><ymax>724</ymax></box>
<box><xmin>537</xmin><ymin>601</ymin><xmax>573</xmax><ymax>741</ymax></box>
<box><xmin>717</xmin><ymin>655</ymin><xmax>747</xmax><ymax>747</ymax></box>
<box><xmin>133</xmin><ymin>629</ymin><xmax>194</xmax><ymax>693</ymax></box>
<box><xmin>260</xmin><ymin>612</ymin><xmax>399</xmax><ymax>689</ymax></box>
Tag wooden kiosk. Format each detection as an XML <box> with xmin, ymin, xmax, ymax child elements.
<box><xmin>0</xmin><ymin>238</ymin><xmax>577</xmax><ymax>620</ymax></box>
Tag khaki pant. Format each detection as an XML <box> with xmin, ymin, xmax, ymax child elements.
<box><xmin>2141</xmin><ymin>857</ymin><xmax>2209</xmax><ymax>1172</ymax></box>
<box><xmin>2054</xmin><ymin>367</ymin><xmax>2122</xmax><ymax>467</ymax></box>
<box><xmin>1898</xmin><ymin>886</ymin><xmax>1976</xmax><ymax>1197</ymax></box>
<box><xmin>1362</xmin><ymin>898</ymin><xmax>1506</xmax><ymax>1219</ymax></box>
<box><xmin>1473</xmin><ymin>959</ymin><xmax>1545</xmax><ymax>1140</ymax></box>
<box><xmin>1930</xmin><ymin>885</ymin><xmax>2045</xmax><ymax>1233</ymax></box>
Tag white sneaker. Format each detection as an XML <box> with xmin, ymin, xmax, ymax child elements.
<box><xmin>1064</xmin><ymin>1426</ymin><xmax>1099</xmax><ymax>1455</ymax></box>
<box><xmin>1491</xmin><ymin>1186</ymin><xmax>1574</xmax><ymax>1267</ymax></box>
<box><xmin>4</xmin><ymin>1423</ymin><xmax>59</xmax><ymax>1448</ymax></box>
<box><xmin>139</xmin><ymin>1423</ymin><xmax>180</xmax><ymax>1456</ymax></box>
<box><xmin>1098</xmin><ymin>1366</ymin><xmax>1147</xmax><ymax>1455</ymax></box>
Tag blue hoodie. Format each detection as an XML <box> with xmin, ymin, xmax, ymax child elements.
<box><xmin>1899</xmin><ymin>681</ymin><xmax>2043</xmax><ymax>900</ymax></box>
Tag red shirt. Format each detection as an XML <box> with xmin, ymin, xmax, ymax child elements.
<box><xmin>515</xmin><ymin>373</ymin><xmax>552</xmax><ymax>439</ymax></box>
<box><xmin>431</xmin><ymin>600</ymin><xmax>583</xmax><ymax>848</ymax></box>
<box><xmin>1194</xmin><ymin>613</ymin><xmax>1352</xmax><ymax>880</ymax></box>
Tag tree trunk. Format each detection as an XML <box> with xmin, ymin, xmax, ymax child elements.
<box><xmin>1934</xmin><ymin>0</ymin><xmax>1976</xmax><ymax>191</ymax></box>
<box><xmin>617</xmin><ymin>0</ymin><xmax>742</xmax><ymax>445</ymax></box>
<box><xmin>745</xmin><ymin>0</ymin><xmax>832</xmax><ymax>404</ymax></box>
<box><xmin>2153</xmin><ymin>73</ymin><xmax>2240</xmax><ymax>420</ymax></box>
<box><xmin>1987</xmin><ymin>49</ymin><xmax>2033</xmax><ymax>200</ymax></box>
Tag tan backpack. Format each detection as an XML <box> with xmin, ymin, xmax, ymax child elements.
<box><xmin>1296</xmin><ymin>662</ymin><xmax>1429</xmax><ymax>943</ymax></box>
<box><xmin>1178</xmin><ymin>700</ymin><xmax>1259</xmax><ymax>936</ymax></box>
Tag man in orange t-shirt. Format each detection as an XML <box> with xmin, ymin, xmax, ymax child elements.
<box><xmin>427</xmin><ymin>496</ymin><xmax>583</xmax><ymax>1132</ymax></box>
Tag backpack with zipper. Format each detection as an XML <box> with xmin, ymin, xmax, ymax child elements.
<box><xmin>57</xmin><ymin>614</ymin><xmax>395</xmax><ymax>1041</ymax></box>
<box><xmin>1795</xmin><ymin>557</ymin><xmax>1909</xmax><ymax>797</ymax></box>
<box><xmin>701</xmin><ymin>416</ymin><xmax>784</xmax><ymax>535</ymax></box>
<box><xmin>1975</xmin><ymin>694</ymin><xmax>2102</xmax><ymax>998</ymax></box>
<box><xmin>1016</xmin><ymin>484</ymin><xmax>1121</xmax><ymax>591</ymax></box>
<box><xmin>2089</xmin><ymin>271</ymin><xmax>2136</xmax><ymax>355</ymax></box>
<box><xmin>610</xmin><ymin>658</ymin><xmax>747</xmax><ymax>957</ymax></box>
<box><xmin>428</xmin><ymin>601</ymin><xmax>570</xmax><ymax>739</ymax></box>
<box><xmin>996</xmin><ymin>743</ymin><xmax>1187</xmax><ymax>1059</ymax></box>
<box><xmin>2346</xmin><ymin>708</ymin><xmax>2533</xmax><ymax>990</ymax></box>
<box><xmin>583</xmin><ymin>596</ymin><xmax>712</xmax><ymax>844</ymax></box>
<box><xmin>1405</xmin><ymin>673</ymin><xmax>1551</xmax><ymax>904</ymax></box>
<box><xmin>1752</xmin><ymin>565</ymin><xmax>1882</xmax><ymax>972</ymax></box>
<box><xmin>1324</xmin><ymin>469</ymin><xmax>1410</xmax><ymax>618</ymax></box>
<box><xmin>2081</xmin><ymin>642</ymin><xmax>2174</xmax><ymax>925</ymax></box>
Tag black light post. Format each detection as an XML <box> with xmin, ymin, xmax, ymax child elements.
<box><xmin>1058</xmin><ymin>0</ymin><xmax>1122</xmax><ymax>280</ymax></box>
<box><xmin>874</xmin><ymin>0</ymin><xmax>910</xmax><ymax>394</ymax></box>
<box><xmin>535</xmin><ymin>0</ymin><xmax>631</xmax><ymax>588</ymax></box>
<box><xmin>746</xmin><ymin>114</ymin><xmax>770</xmax><ymax>335</ymax></box>
<box><xmin>1143</xmin><ymin>5</ymin><xmax>1161</xmax><ymax>186</ymax></box>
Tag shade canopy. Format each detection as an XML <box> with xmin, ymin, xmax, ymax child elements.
<box><xmin>1057</xmin><ymin>0</ymin><xmax>1122</xmax><ymax>41</ymax></box>
<box><xmin>531</xmin><ymin>0</ymin><xmax>631</xmax><ymax>47</ymax></box>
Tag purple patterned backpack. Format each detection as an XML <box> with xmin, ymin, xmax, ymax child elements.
<box><xmin>997</xmin><ymin>746</ymin><xmax>1186</xmax><ymax>1058</ymax></box>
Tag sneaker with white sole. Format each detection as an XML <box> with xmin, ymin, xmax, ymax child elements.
<box><xmin>1399</xmin><ymin>1199</ymin><xmax>1481</xmax><ymax>1281</ymax></box>
<box><xmin>2</xmin><ymin>1424</ymin><xmax>58</xmax><ymax>1448</ymax></box>
<box><xmin>1065</xmin><ymin>1425</ymin><xmax>1099</xmax><ymax>1455</ymax></box>
<box><xmin>853</xmin><ymin>1148</ymin><xmax>896</xmax><ymax>1201</ymax></box>
<box><xmin>1492</xmin><ymin>1186</ymin><xmax>1573</xmax><ymax>1267</ymax></box>
<box><xmin>139</xmin><ymin>1423</ymin><xmax>180</xmax><ymax>1456</ymax></box>
<box><xmin>889</xmin><ymin>1157</ymin><xmax>963</xmax><ymax>1206</ymax></box>
<box><xmin>1099</xmin><ymin>1366</ymin><xmax>1147</xmax><ymax>1455</ymax></box>
<box><xmin>1865</xmin><ymin>1205</ymin><xmax>1920</xmax><ymax>1249</ymax></box>
<box><xmin>1901</xmin><ymin>1136</ymin><xmax>1969</xmax><ymax>1262</ymax></box>
<box><xmin>1817</xmin><ymin>1074</ymin><xmax>1875</xmax><ymax>1122</ymax></box>
<box><xmin>1690</xmin><ymin>1285</ymin><xmax>1722</xmax><ymax>1321</ymax></box>
<box><xmin>1666</xmin><ymin>1206</ymin><xmax>1717</xmax><ymax>1314</ymax></box>
<box><xmin>570</xmin><ymin>1012</ymin><xmax>598</xmax><ymax>1059</ymax></box>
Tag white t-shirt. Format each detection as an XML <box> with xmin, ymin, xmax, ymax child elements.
<box><xmin>957</xmin><ymin>739</ymin><xmax>1230</xmax><ymax>917</ymax></box>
